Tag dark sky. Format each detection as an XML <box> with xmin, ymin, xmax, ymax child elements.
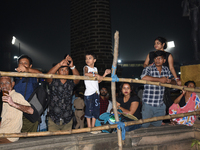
<box><xmin>1</xmin><ymin>0</ymin><xmax>193</xmax><ymax>71</ymax></box>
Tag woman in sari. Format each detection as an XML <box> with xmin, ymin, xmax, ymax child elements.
<box><xmin>169</xmin><ymin>81</ymin><xmax>200</xmax><ymax>126</ymax></box>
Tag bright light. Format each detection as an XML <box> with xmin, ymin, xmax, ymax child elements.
<box><xmin>14</xmin><ymin>56</ymin><xmax>18</xmax><ymax>59</ymax></box>
<box><xmin>135</xmin><ymin>78</ymin><xmax>139</xmax><ymax>80</ymax></box>
<box><xmin>12</xmin><ymin>36</ymin><xmax>16</xmax><ymax>45</ymax></box>
<box><xmin>178</xmin><ymin>72</ymin><xmax>181</xmax><ymax>75</ymax></box>
<box><xmin>118</xmin><ymin>59</ymin><xmax>121</xmax><ymax>63</ymax></box>
<box><xmin>167</xmin><ymin>41</ymin><xmax>175</xmax><ymax>48</ymax></box>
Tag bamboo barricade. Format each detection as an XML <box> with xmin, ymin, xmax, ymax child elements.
<box><xmin>0</xmin><ymin>71</ymin><xmax>200</xmax><ymax>93</ymax></box>
<box><xmin>0</xmin><ymin>110</ymin><xmax>199</xmax><ymax>138</ymax></box>
<box><xmin>111</xmin><ymin>31</ymin><xmax>123</xmax><ymax>150</ymax></box>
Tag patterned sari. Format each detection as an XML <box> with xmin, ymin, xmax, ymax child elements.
<box><xmin>169</xmin><ymin>92</ymin><xmax>200</xmax><ymax>126</ymax></box>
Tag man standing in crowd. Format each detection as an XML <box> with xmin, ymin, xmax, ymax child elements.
<box><xmin>46</xmin><ymin>55</ymin><xmax>79</xmax><ymax>131</ymax></box>
<box><xmin>0</xmin><ymin>76</ymin><xmax>33</xmax><ymax>143</ymax></box>
<box><xmin>14</xmin><ymin>55</ymin><xmax>42</xmax><ymax>132</ymax></box>
<box><xmin>141</xmin><ymin>51</ymin><xmax>174</xmax><ymax>128</ymax></box>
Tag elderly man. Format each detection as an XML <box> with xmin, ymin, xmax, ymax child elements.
<box><xmin>0</xmin><ymin>76</ymin><xmax>33</xmax><ymax>144</ymax></box>
<box><xmin>46</xmin><ymin>55</ymin><xmax>80</xmax><ymax>131</ymax></box>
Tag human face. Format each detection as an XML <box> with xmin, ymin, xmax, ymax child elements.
<box><xmin>18</xmin><ymin>58</ymin><xmax>32</xmax><ymax>68</ymax></box>
<box><xmin>187</xmin><ymin>82</ymin><xmax>195</xmax><ymax>88</ymax></box>
<box><xmin>85</xmin><ymin>55</ymin><xmax>96</xmax><ymax>67</ymax></box>
<box><xmin>154</xmin><ymin>40</ymin><xmax>165</xmax><ymax>51</ymax></box>
<box><xmin>0</xmin><ymin>77</ymin><xmax>14</xmax><ymax>92</ymax></box>
<box><xmin>57</xmin><ymin>67</ymin><xmax>69</xmax><ymax>75</ymax></box>
<box><xmin>154</xmin><ymin>56</ymin><xmax>165</xmax><ymax>67</ymax></box>
<box><xmin>122</xmin><ymin>83</ymin><xmax>131</xmax><ymax>96</ymax></box>
<box><xmin>100</xmin><ymin>88</ymin><xmax>108</xmax><ymax>96</ymax></box>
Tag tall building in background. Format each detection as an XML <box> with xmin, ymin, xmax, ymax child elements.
<box><xmin>70</xmin><ymin>0</ymin><xmax>112</xmax><ymax>76</ymax></box>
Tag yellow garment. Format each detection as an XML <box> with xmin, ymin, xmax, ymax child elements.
<box><xmin>181</xmin><ymin>64</ymin><xmax>200</xmax><ymax>87</ymax></box>
<box><xmin>0</xmin><ymin>90</ymin><xmax>31</xmax><ymax>142</ymax></box>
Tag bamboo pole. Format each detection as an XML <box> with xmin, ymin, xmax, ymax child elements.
<box><xmin>0</xmin><ymin>71</ymin><xmax>200</xmax><ymax>93</ymax></box>
<box><xmin>0</xmin><ymin>110</ymin><xmax>199</xmax><ymax>138</ymax></box>
<box><xmin>111</xmin><ymin>31</ymin><xmax>123</xmax><ymax>150</ymax></box>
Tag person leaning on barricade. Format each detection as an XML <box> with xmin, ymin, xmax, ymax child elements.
<box><xmin>141</xmin><ymin>50</ymin><xmax>176</xmax><ymax>128</ymax></box>
<box><xmin>46</xmin><ymin>55</ymin><xmax>80</xmax><ymax>131</ymax></box>
<box><xmin>14</xmin><ymin>55</ymin><xmax>42</xmax><ymax>133</ymax></box>
<box><xmin>0</xmin><ymin>76</ymin><xmax>33</xmax><ymax>144</ymax></box>
<box><xmin>169</xmin><ymin>81</ymin><xmax>200</xmax><ymax>126</ymax></box>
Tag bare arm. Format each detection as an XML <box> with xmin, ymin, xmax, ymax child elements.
<box><xmin>2</xmin><ymin>94</ymin><xmax>34</xmax><ymax>114</ymax></box>
<box><xmin>66</xmin><ymin>55</ymin><xmax>80</xmax><ymax>84</ymax></box>
<box><xmin>174</xmin><ymin>93</ymin><xmax>184</xmax><ymax>104</ymax></box>
<box><xmin>142</xmin><ymin>75</ymin><xmax>171</xmax><ymax>83</ymax></box>
<box><xmin>168</xmin><ymin>54</ymin><xmax>181</xmax><ymax>85</ymax></box>
<box><xmin>16</xmin><ymin>66</ymin><xmax>42</xmax><ymax>73</ymax></box>
<box><xmin>46</xmin><ymin>63</ymin><xmax>62</xmax><ymax>83</ymax></box>
<box><xmin>143</xmin><ymin>54</ymin><xmax>150</xmax><ymax>68</ymax></box>
<box><xmin>117</xmin><ymin>101</ymin><xmax>139</xmax><ymax>115</ymax></box>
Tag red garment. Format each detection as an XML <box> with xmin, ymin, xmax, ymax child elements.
<box><xmin>100</xmin><ymin>97</ymin><xmax>109</xmax><ymax>115</ymax></box>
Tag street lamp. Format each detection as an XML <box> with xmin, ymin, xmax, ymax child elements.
<box><xmin>12</xmin><ymin>36</ymin><xmax>20</xmax><ymax>56</ymax></box>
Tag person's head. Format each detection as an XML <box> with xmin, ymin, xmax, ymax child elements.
<box><xmin>0</xmin><ymin>76</ymin><xmax>15</xmax><ymax>91</ymax></box>
<box><xmin>17</xmin><ymin>55</ymin><xmax>33</xmax><ymax>68</ymax></box>
<box><xmin>153</xmin><ymin>50</ymin><xmax>166</xmax><ymax>67</ymax></box>
<box><xmin>57</xmin><ymin>66</ymin><xmax>69</xmax><ymax>75</ymax></box>
<box><xmin>100</xmin><ymin>86</ymin><xmax>108</xmax><ymax>97</ymax></box>
<box><xmin>119</xmin><ymin>82</ymin><xmax>135</xmax><ymax>97</ymax></box>
<box><xmin>85</xmin><ymin>51</ymin><xmax>96</xmax><ymax>67</ymax></box>
<box><xmin>184</xmin><ymin>81</ymin><xmax>196</xmax><ymax>88</ymax></box>
<box><xmin>154</xmin><ymin>37</ymin><xmax>167</xmax><ymax>50</ymax></box>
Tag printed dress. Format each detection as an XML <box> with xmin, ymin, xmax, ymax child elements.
<box><xmin>169</xmin><ymin>93</ymin><xmax>200</xmax><ymax>126</ymax></box>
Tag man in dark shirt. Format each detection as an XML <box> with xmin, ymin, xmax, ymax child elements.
<box><xmin>99</xmin><ymin>86</ymin><xmax>109</xmax><ymax>115</ymax></box>
<box><xmin>46</xmin><ymin>55</ymin><xmax>79</xmax><ymax>131</ymax></box>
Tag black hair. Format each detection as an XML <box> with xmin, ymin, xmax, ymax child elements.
<box><xmin>153</xmin><ymin>50</ymin><xmax>166</xmax><ymax>59</ymax></box>
<box><xmin>184</xmin><ymin>81</ymin><xmax>196</xmax><ymax>87</ymax></box>
<box><xmin>119</xmin><ymin>82</ymin><xmax>136</xmax><ymax>97</ymax></box>
<box><xmin>85</xmin><ymin>51</ymin><xmax>96</xmax><ymax>59</ymax></box>
<box><xmin>100</xmin><ymin>86</ymin><xmax>108</xmax><ymax>91</ymax></box>
<box><xmin>154</xmin><ymin>37</ymin><xmax>167</xmax><ymax>49</ymax></box>
<box><xmin>17</xmin><ymin>54</ymin><xmax>33</xmax><ymax>65</ymax></box>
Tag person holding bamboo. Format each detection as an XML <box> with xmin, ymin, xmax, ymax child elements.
<box><xmin>83</xmin><ymin>51</ymin><xmax>111</xmax><ymax>129</ymax></box>
<box><xmin>169</xmin><ymin>81</ymin><xmax>200</xmax><ymax>126</ymax></box>
<box><xmin>46</xmin><ymin>55</ymin><xmax>80</xmax><ymax>131</ymax></box>
<box><xmin>0</xmin><ymin>76</ymin><xmax>33</xmax><ymax>144</ymax></box>
<box><xmin>116</xmin><ymin>82</ymin><xmax>142</xmax><ymax>131</ymax></box>
<box><xmin>14</xmin><ymin>54</ymin><xmax>42</xmax><ymax>133</ymax></box>
<box><xmin>141</xmin><ymin>50</ymin><xmax>175</xmax><ymax>128</ymax></box>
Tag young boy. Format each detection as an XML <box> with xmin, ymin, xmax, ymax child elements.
<box><xmin>84</xmin><ymin>52</ymin><xmax>111</xmax><ymax>128</ymax></box>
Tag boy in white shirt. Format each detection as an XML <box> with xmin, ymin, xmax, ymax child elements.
<box><xmin>84</xmin><ymin>52</ymin><xmax>111</xmax><ymax>128</ymax></box>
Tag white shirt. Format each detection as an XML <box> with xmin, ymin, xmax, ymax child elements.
<box><xmin>84</xmin><ymin>66</ymin><xmax>99</xmax><ymax>96</ymax></box>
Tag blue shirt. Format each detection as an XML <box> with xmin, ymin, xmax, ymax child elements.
<box><xmin>141</xmin><ymin>64</ymin><xmax>172</xmax><ymax>107</ymax></box>
<box><xmin>14</xmin><ymin>77</ymin><xmax>38</xmax><ymax>100</ymax></box>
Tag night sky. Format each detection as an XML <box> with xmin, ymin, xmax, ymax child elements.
<box><xmin>1</xmin><ymin>0</ymin><xmax>193</xmax><ymax>71</ymax></box>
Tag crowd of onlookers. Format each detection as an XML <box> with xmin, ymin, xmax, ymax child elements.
<box><xmin>0</xmin><ymin>37</ymin><xmax>200</xmax><ymax>144</ymax></box>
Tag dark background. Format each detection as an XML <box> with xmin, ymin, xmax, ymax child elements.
<box><xmin>0</xmin><ymin>0</ymin><xmax>193</xmax><ymax>71</ymax></box>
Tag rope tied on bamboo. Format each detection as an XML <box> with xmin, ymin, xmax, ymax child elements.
<box><xmin>111</xmin><ymin>65</ymin><xmax>119</xmax><ymax>82</ymax></box>
<box><xmin>116</xmin><ymin>121</ymin><xmax>126</xmax><ymax>140</ymax></box>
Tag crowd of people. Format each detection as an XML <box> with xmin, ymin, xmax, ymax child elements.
<box><xmin>0</xmin><ymin>37</ymin><xmax>200</xmax><ymax>144</ymax></box>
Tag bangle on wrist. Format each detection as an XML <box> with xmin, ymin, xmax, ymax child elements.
<box><xmin>175</xmin><ymin>78</ymin><xmax>179</xmax><ymax>81</ymax></box>
<box><xmin>70</xmin><ymin>66</ymin><xmax>75</xmax><ymax>70</ymax></box>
